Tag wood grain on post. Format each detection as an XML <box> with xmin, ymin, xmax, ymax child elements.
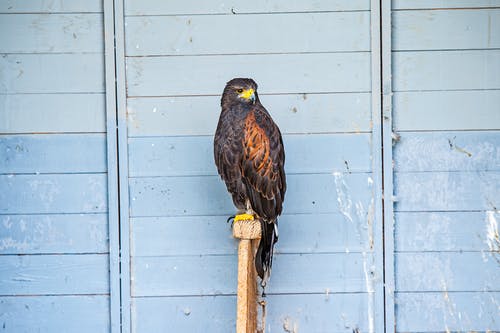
<box><xmin>233</xmin><ymin>219</ymin><xmax>261</xmax><ymax>333</ymax></box>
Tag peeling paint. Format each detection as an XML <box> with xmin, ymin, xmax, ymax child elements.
<box><xmin>447</xmin><ymin>137</ymin><xmax>472</xmax><ymax>157</ymax></box>
<box><xmin>332</xmin><ymin>172</ymin><xmax>353</xmax><ymax>223</ymax></box>
<box><xmin>485</xmin><ymin>211</ymin><xmax>500</xmax><ymax>262</ymax></box>
<box><xmin>333</xmin><ymin>171</ymin><xmax>375</xmax><ymax>333</ymax></box>
<box><xmin>282</xmin><ymin>316</ymin><xmax>298</xmax><ymax>333</ymax></box>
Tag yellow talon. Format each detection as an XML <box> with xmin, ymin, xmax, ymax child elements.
<box><xmin>234</xmin><ymin>213</ymin><xmax>254</xmax><ymax>221</ymax></box>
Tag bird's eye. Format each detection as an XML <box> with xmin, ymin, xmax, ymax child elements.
<box><xmin>236</xmin><ymin>89</ymin><xmax>243</xmax><ymax>93</ymax></box>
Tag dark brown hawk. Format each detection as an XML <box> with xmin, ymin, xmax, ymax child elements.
<box><xmin>214</xmin><ymin>78</ymin><xmax>286</xmax><ymax>286</ymax></box>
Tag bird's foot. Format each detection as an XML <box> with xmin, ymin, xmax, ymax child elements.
<box><xmin>234</xmin><ymin>213</ymin><xmax>254</xmax><ymax>222</ymax></box>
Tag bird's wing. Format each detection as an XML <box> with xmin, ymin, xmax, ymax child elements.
<box><xmin>242</xmin><ymin>107</ymin><xmax>286</xmax><ymax>220</ymax></box>
<box><xmin>214</xmin><ymin>112</ymin><xmax>247</xmax><ymax>209</ymax></box>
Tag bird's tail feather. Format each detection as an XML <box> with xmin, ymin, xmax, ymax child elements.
<box><xmin>255</xmin><ymin>219</ymin><xmax>278</xmax><ymax>287</ymax></box>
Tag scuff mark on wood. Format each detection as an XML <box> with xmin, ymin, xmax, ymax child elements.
<box><xmin>282</xmin><ymin>316</ymin><xmax>298</xmax><ymax>333</ymax></box>
<box><xmin>447</xmin><ymin>137</ymin><xmax>472</xmax><ymax>157</ymax></box>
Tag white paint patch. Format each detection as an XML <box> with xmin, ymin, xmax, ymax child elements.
<box><xmin>486</xmin><ymin>211</ymin><xmax>499</xmax><ymax>251</ymax></box>
<box><xmin>333</xmin><ymin>172</ymin><xmax>353</xmax><ymax>222</ymax></box>
<box><xmin>362</xmin><ymin>251</ymin><xmax>375</xmax><ymax>333</ymax></box>
<box><xmin>486</xmin><ymin>211</ymin><xmax>500</xmax><ymax>262</ymax></box>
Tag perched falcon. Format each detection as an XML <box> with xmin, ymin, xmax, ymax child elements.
<box><xmin>214</xmin><ymin>78</ymin><xmax>286</xmax><ymax>286</ymax></box>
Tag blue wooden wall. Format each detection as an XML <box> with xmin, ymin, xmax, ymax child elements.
<box><xmin>0</xmin><ymin>0</ymin><xmax>499</xmax><ymax>332</ymax></box>
<box><xmin>391</xmin><ymin>1</ymin><xmax>500</xmax><ymax>332</ymax></box>
<box><xmin>123</xmin><ymin>1</ymin><xmax>384</xmax><ymax>332</ymax></box>
<box><xmin>0</xmin><ymin>1</ymin><xmax>111</xmax><ymax>332</ymax></box>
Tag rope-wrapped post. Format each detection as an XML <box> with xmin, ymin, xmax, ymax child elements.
<box><xmin>232</xmin><ymin>218</ymin><xmax>261</xmax><ymax>333</ymax></box>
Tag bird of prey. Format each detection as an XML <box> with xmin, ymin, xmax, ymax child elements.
<box><xmin>214</xmin><ymin>78</ymin><xmax>286</xmax><ymax>286</ymax></box>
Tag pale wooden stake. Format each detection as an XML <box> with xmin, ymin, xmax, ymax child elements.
<box><xmin>233</xmin><ymin>219</ymin><xmax>261</xmax><ymax>333</ymax></box>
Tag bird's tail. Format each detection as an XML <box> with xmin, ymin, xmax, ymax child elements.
<box><xmin>255</xmin><ymin>219</ymin><xmax>278</xmax><ymax>287</ymax></box>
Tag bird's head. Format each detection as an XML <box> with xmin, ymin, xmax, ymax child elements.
<box><xmin>221</xmin><ymin>78</ymin><xmax>258</xmax><ymax>106</ymax></box>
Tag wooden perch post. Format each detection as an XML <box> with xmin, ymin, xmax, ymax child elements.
<box><xmin>232</xmin><ymin>218</ymin><xmax>261</xmax><ymax>333</ymax></box>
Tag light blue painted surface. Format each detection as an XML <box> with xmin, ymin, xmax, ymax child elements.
<box><xmin>1</xmin><ymin>1</ymin><xmax>499</xmax><ymax>332</ymax></box>
<box><xmin>0</xmin><ymin>54</ymin><xmax>105</xmax><ymax>93</ymax></box>
<box><xmin>395</xmin><ymin>171</ymin><xmax>500</xmax><ymax>211</ymax></box>
<box><xmin>125</xmin><ymin>12</ymin><xmax>370</xmax><ymax>56</ymax></box>
<box><xmin>0</xmin><ymin>93</ymin><xmax>106</xmax><ymax>133</ymax></box>
<box><xmin>129</xmin><ymin>173</ymin><xmax>373</xmax><ymax>217</ymax></box>
<box><xmin>0</xmin><ymin>14</ymin><xmax>104</xmax><ymax>53</ymax></box>
<box><xmin>0</xmin><ymin>0</ymin><xmax>103</xmax><ymax>13</ymax></box>
<box><xmin>393</xmin><ymin>50</ymin><xmax>500</xmax><ymax>91</ymax></box>
<box><xmin>0</xmin><ymin>296</ymin><xmax>110</xmax><ymax>333</ymax></box>
<box><xmin>128</xmin><ymin>134</ymin><xmax>371</xmax><ymax>177</ymax></box>
<box><xmin>0</xmin><ymin>214</ymin><xmax>108</xmax><ymax>254</ymax></box>
<box><xmin>132</xmin><ymin>252</ymin><xmax>373</xmax><ymax>296</ymax></box>
<box><xmin>123</xmin><ymin>1</ymin><xmax>382</xmax><ymax>332</ymax></box>
<box><xmin>126</xmin><ymin>53</ymin><xmax>371</xmax><ymax>96</ymax></box>
<box><xmin>131</xmin><ymin>213</ymin><xmax>372</xmax><ymax>256</ymax></box>
<box><xmin>394</xmin><ymin>131</ymin><xmax>500</xmax><ymax>171</ymax></box>
<box><xmin>0</xmin><ymin>4</ymin><xmax>112</xmax><ymax>333</ymax></box>
<box><xmin>124</xmin><ymin>0</ymin><xmax>370</xmax><ymax>15</ymax></box>
<box><xmin>132</xmin><ymin>294</ymin><xmax>373</xmax><ymax>332</ymax></box>
<box><xmin>395</xmin><ymin>211</ymin><xmax>500</xmax><ymax>252</ymax></box>
<box><xmin>127</xmin><ymin>92</ymin><xmax>372</xmax><ymax>136</ymax></box>
<box><xmin>393</xmin><ymin>90</ymin><xmax>500</xmax><ymax>131</ymax></box>
<box><xmin>0</xmin><ymin>254</ymin><xmax>109</xmax><ymax>295</ymax></box>
<box><xmin>392</xmin><ymin>4</ymin><xmax>500</xmax><ymax>332</ymax></box>
<box><xmin>0</xmin><ymin>174</ymin><xmax>108</xmax><ymax>214</ymax></box>
<box><xmin>393</xmin><ymin>0</ymin><xmax>500</xmax><ymax>9</ymax></box>
<box><xmin>395</xmin><ymin>292</ymin><xmax>500</xmax><ymax>332</ymax></box>
<box><xmin>393</xmin><ymin>9</ymin><xmax>500</xmax><ymax>50</ymax></box>
<box><xmin>0</xmin><ymin>134</ymin><xmax>107</xmax><ymax>173</ymax></box>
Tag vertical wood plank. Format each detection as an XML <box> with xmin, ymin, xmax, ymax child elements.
<box><xmin>113</xmin><ymin>0</ymin><xmax>131</xmax><ymax>331</ymax></box>
<box><xmin>371</xmin><ymin>1</ymin><xmax>386</xmax><ymax>333</ymax></box>
<box><xmin>381</xmin><ymin>0</ymin><xmax>396</xmax><ymax>332</ymax></box>
<box><xmin>104</xmin><ymin>0</ymin><xmax>120</xmax><ymax>332</ymax></box>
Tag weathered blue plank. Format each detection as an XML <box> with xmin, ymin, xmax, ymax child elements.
<box><xmin>381</xmin><ymin>0</ymin><xmax>396</xmax><ymax>331</ymax></box>
<box><xmin>265</xmin><ymin>293</ymin><xmax>372</xmax><ymax>333</ymax></box>
<box><xmin>0</xmin><ymin>295</ymin><xmax>110</xmax><ymax>333</ymax></box>
<box><xmin>395</xmin><ymin>211</ymin><xmax>500</xmax><ymax>252</ymax></box>
<box><xmin>128</xmin><ymin>134</ymin><xmax>371</xmax><ymax>177</ymax></box>
<box><xmin>393</xmin><ymin>9</ymin><xmax>500</xmax><ymax>50</ymax></box>
<box><xmin>130</xmin><ymin>216</ymin><xmax>237</xmax><ymax>256</ymax></box>
<box><xmin>126</xmin><ymin>12</ymin><xmax>369</xmax><ymax>56</ymax></box>
<box><xmin>393</xmin><ymin>50</ymin><xmax>500</xmax><ymax>91</ymax></box>
<box><xmin>395</xmin><ymin>252</ymin><xmax>500</xmax><ymax>292</ymax></box>
<box><xmin>0</xmin><ymin>134</ymin><xmax>106</xmax><ymax>174</ymax></box>
<box><xmin>393</xmin><ymin>0</ymin><xmax>500</xmax><ymax>9</ymax></box>
<box><xmin>0</xmin><ymin>254</ymin><xmax>109</xmax><ymax>295</ymax></box>
<box><xmin>132</xmin><ymin>293</ymin><xmax>371</xmax><ymax>333</ymax></box>
<box><xmin>126</xmin><ymin>53</ymin><xmax>371</xmax><ymax>96</ymax></box>
<box><xmin>132</xmin><ymin>253</ymin><xmax>372</xmax><ymax>296</ymax></box>
<box><xmin>395</xmin><ymin>292</ymin><xmax>500</xmax><ymax>332</ymax></box>
<box><xmin>0</xmin><ymin>54</ymin><xmax>104</xmax><ymax>93</ymax></box>
<box><xmin>0</xmin><ymin>174</ymin><xmax>107</xmax><ymax>214</ymax></box>
<box><xmin>132</xmin><ymin>296</ymin><xmax>236</xmax><ymax>333</ymax></box>
<box><xmin>131</xmin><ymin>213</ymin><xmax>371</xmax><ymax>256</ymax></box>
<box><xmin>103</xmin><ymin>0</ymin><xmax>121</xmax><ymax>331</ymax></box>
<box><xmin>0</xmin><ymin>0</ymin><xmax>103</xmax><ymax>13</ymax></box>
<box><xmin>394</xmin><ymin>171</ymin><xmax>500</xmax><ymax>211</ymax></box>
<box><xmin>0</xmin><ymin>14</ymin><xmax>104</xmax><ymax>53</ymax></box>
<box><xmin>129</xmin><ymin>173</ymin><xmax>373</xmax><ymax>217</ymax></box>
<box><xmin>0</xmin><ymin>93</ymin><xmax>106</xmax><ymax>134</ymax></box>
<box><xmin>113</xmin><ymin>0</ymin><xmax>132</xmax><ymax>330</ymax></box>
<box><xmin>127</xmin><ymin>92</ymin><xmax>371</xmax><ymax>136</ymax></box>
<box><xmin>124</xmin><ymin>0</ymin><xmax>370</xmax><ymax>15</ymax></box>
<box><xmin>393</xmin><ymin>90</ymin><xmax>500</xmax><ymax>131</ymax></box>
<box><xmin>0</xmin><ymin>214</ymin><xmax>108</xmax><ymax>254</ymax></box>
<box><xmin>394</xmin><ymin>131</ymin><xmax>500</xmax><ymax>172</ymax></box>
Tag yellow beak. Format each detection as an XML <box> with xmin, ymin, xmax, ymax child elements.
<box><xmin>240</xmin><ymin>88</ymin><xmax>255</xmax><ymax>102</ymax></box>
